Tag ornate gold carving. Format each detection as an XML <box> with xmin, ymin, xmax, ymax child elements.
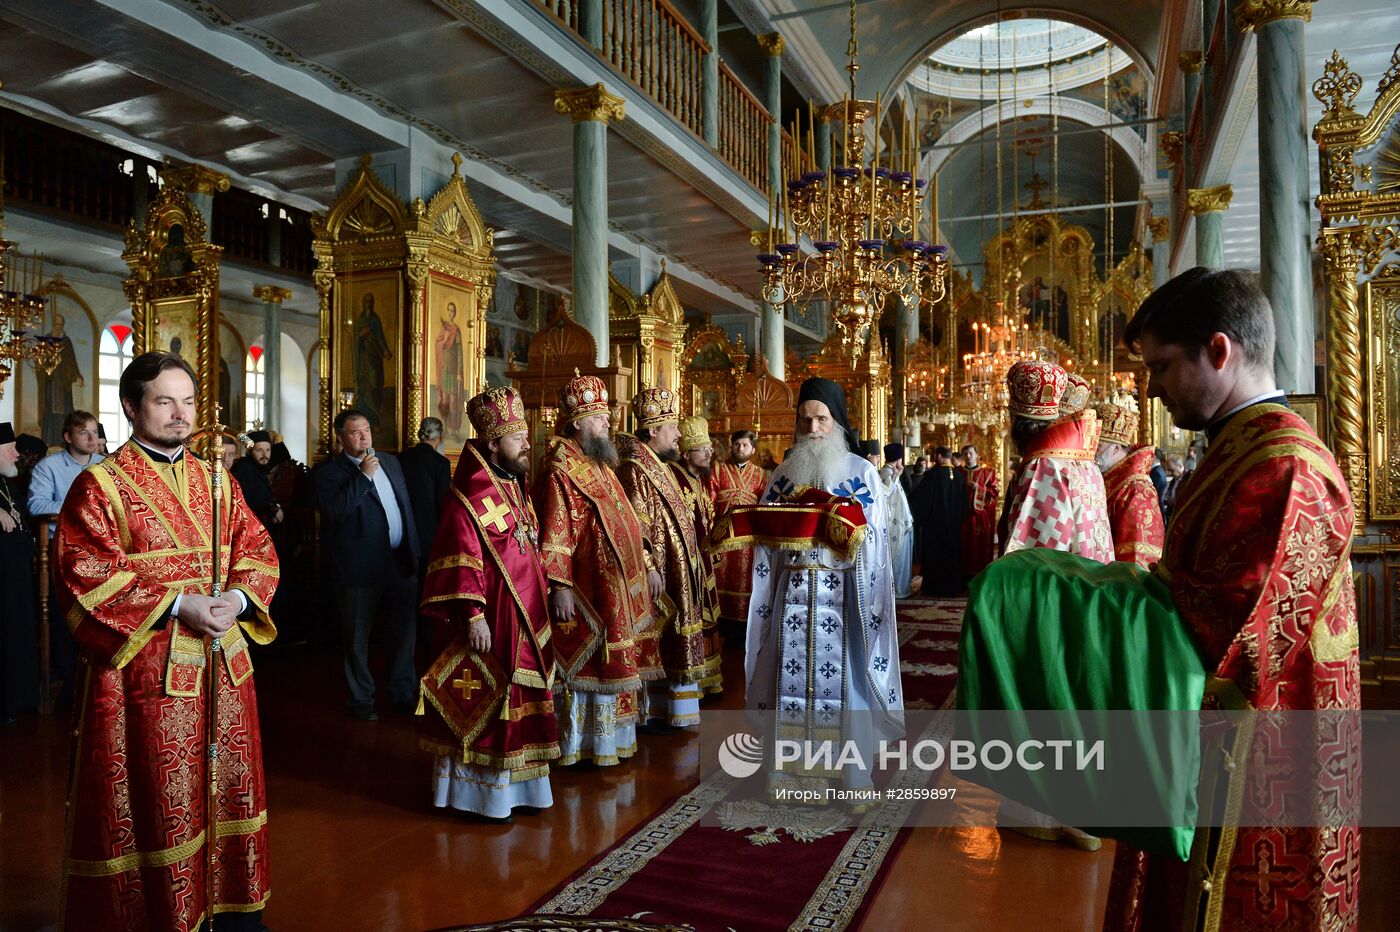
<box><xmin>252</xmin><ymin>285</ymin><xmax>291</xmax><ymax>304</ymax></box>
<box><xmin>1319</xmin><ymin>228</ymin><xmax>1368</xmax><ymax>534</ymax></box>
<box><xmin>122</xmin><ymin>181</ymin><xmax>223</xmax><ymax>429</ymax></box>
<box><xmin>1187</xmin><ymin>184</ymin><xmax>1234</xmax><ymax>215</ymax></box>
<box><xmin>1379</xmin><ymin>44</ymin><xmax>1400</xmax><ymax>97</ymax></box>
<box><xmin>159</xmin><ymin>160</ymin><xmax>230</xmax><ymax>197</ymax></box>
<box><xmin>1159</xmin><ymin>131</ymin><xmax>1185</xmax><ymax>169</ymax></box>
<box><xmin>756</xmin><ymin>33</ymin><xmax>786</xmax><ymax>57</ymax></box>
<box><xmin>1179</xmin><ymin>51</ymin><xmax>1204</xmax><ymax>75</ymax></box>
<box><xmin>1313</xmin><ymin>50</ymin><xmax>1364</xmax><ymax>119</ymax></box>
<box><xmin>1235</xmin><ymin>0</ymin><xmax>1314</xmax><ymax>32</ymax></box>
<box><xmin>554</xmin><ymin>84</ymin><xmax>626</xmax><ymax>124</ymax></box>
<box><xmin>1147</xmin><ymin>216</ymin><xmax>1171</xmax><ymax>243</ymax></box>
<box><xmin>1364</xmin><ymin>276</ymin><xmax>1400</xmax><ymax>521</ymax></box>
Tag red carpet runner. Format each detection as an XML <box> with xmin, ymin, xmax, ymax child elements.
<box><xmin>451</xmin><ymin>598</ymin><xmax>964</xmax><ymax>932</ymax></box>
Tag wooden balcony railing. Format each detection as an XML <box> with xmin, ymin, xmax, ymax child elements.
<box><xmin>539</xmin><ymin>0</ymin><xmax>790</xmax><ymax>194</ymax></box>
<box><xmin>718</xmin><ymin>61</ymin><xmax>769</xmax><ymax>190</ymax></box>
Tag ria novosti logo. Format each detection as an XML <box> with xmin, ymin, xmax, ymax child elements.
<box><xmin>717</xmin><ymin>732</ymin><xmax>764</xmax><ymax>778</ymax></box>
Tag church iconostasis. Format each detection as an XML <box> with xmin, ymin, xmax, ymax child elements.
<box><xmin>313</xmin><ymin>154</ymin><xmax>494</xmax><ymax>461</ymax></box>
<box><xmin>123</xmin><ymin>178</ymin><xmax>224</xmax><ymax>430</ymax></box>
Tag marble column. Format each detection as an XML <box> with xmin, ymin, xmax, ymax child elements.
<box><xmin>1242</xmin><ymin>0</ymin><xmax>1315</xmax><ymax>392</ymax></box>
<box><xmin>556</xmin><ymin>84</ymin><xmax>625</xmax><ymax>367</ymax></box>
<box><xmin>578</xmin><ymin>0</ymin><xmax>603</xmax><ymax>48</ymax></box>
<box><xmin>699</xmin><ymin>0</ymin><xmax>718</xmax><ymax>147</ymax></box>
<box><xmin>761</xmin><ymin>301</ymin><xmax>785</xmax><ymax>380</ymax></box>
<box><xmin>1187</xmin><ymin>185</ymin><xmax>1232</xmax><ymax>269</ymax></box>
<box><xmin>1148</xmin><ymin>216</ymin><xmax>1172</xmax><ymax>286</ymax></box>
<box><xmin>757</xmin><ymin>34</ymin><xmax>784</xmax><ymax>194</ymax></box>
<box><xmin>1180</xmin><ymin>51</ymin><xmax>1204</xmax><ymax>125</ymax></box>
<box><xmin>253</xmin><ymin>285</ymin><xmax>290</xmax><ymax>431</ymax></box>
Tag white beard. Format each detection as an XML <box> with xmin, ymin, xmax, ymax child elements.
<box><xmin>784</xmin><ymin>432</ymin><xmax>847</xmax><ymax>490</ymax></box>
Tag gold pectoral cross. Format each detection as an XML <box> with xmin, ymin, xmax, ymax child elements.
<box><xmin>452</xmin><ymin>670</ymin><xmax>483</xmax><ymax>701</ymax></box>
<box><xmin>475</xmin><ymin>496</ymin><xmax>511</xmax><ymax>534</ymax></box>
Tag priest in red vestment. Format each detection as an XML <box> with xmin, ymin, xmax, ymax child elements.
<box><xmin>419</xmin><ymin>386</ymin><xmax>558</xmax><ymax>823</ymax></box>
<box><xmin>708</xmin><ymin>429</ymin><xmax>769</xmax><ymax>637</ymax></box>
<box><xmin>534</xmin><ymin>373</ymin><xmax>652</xmax><ymax>766</ymax></box>
<box><xmin>1001</xmin><ymin>360</ymin><xmax>1114</xmax><ymax>563</ymax></box>
<box><xmin>1093</xmin><ymin>402</ymin><xmax>1165</xmax><ymax>569</ymax></box>
<box><xmin>673</xmin><ymin>415</ymin><xmax>723</xmax><ymax>695</ymax></box>
<box><xmin>958</xmin><ymin>444</ymin><xmax>999</xmax><ymax>577</ymax></box>
<box><xmin>1104</xmin><ymin>268</ymin><xmax>1360</xmax><ymax>932</ymax></box>
<box><xmin>616</xmin><ymin>387</ymin><xmax>711</xmax><ymax>728</ymax></box>
<box><xmin>54</xmin><ymin>352</ymin><xmax>279</xmax><ymax>932</ymax></box>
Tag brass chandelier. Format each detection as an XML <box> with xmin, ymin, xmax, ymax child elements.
<box><xmin>757</xmin><ymin>0</ymin><xmax>948</xmax><ymax>364</ymax></box>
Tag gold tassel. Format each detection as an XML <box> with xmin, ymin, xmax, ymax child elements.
<box><xmin>415</xmin><ymin>684</ymin><xmax>426</xmax><ymax>716</ymax></box>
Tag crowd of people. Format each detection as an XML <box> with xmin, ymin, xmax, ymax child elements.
<box><xmin>0</xmin><ymin>268</ymin><xmax>1356</xmax><ymax>931</ymax></box>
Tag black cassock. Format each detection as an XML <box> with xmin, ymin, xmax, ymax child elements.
<box><xmin>914</xmin><ymin>465</ymin><xmax>966</xmax><ymax>597</ymax></box>
<box><xmin>1</xmin><ymin>475</ymin><xmax>39</xmax><ymax>721</ymax></box>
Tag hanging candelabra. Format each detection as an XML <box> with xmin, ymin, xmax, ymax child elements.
<box><xmin>756</xmin><ymin>0</ymin><xmax>949</xmax><ymax>365</ymax></box>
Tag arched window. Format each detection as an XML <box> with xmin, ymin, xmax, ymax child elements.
<box><xmin>97</xmin><ymin>324</ymin><xmax>134</xmax><ymax>446</ymax></box>
<box><xmin>245</xmin><ymin>345</ymin><xmax>266</xmax><ymax>430</ymax></box>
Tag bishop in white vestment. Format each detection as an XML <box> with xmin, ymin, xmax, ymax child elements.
<box><xmin>744</xmin><ymin>379</ymin><xmax>904</xmax><ymax>789</ymax></box>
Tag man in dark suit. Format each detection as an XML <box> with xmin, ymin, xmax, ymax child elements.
<box><xmin>316</xmin><ymin>408</ymin><xmax>421</xmax><ymax>720</ymax></box>
<box><xmin>398</xmin><ymin>417</ymin><xmax>452</xmax><ymax>655</ymax></box>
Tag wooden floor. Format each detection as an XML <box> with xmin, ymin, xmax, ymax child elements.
<box><xmin>3</xmin><ymin>638</ymin><xmax>1396</xmax><ymax>931</ymax></box>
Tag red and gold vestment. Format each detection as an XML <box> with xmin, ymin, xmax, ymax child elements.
<box><xmin>615</xmin><ymin>436</ymin><xmax>711</xmax><ymax>686</ymax></box>
<box><xmin>960</xmin><ymin>464</ymin><xmax>999</xmax><ymax>576</ymax></box>
<box><xmin>54</xmin><ymin>440</ymin><xmax>279</xmax><ymax>931</ymax></box>
<box><xmin>1106</xmin><ymin>404</ymin><xmax>1360</xmax><ymax>932</ymax></box>
<box><xmin>708</xmin><ymin>459</ymin><xmax>769</xmax><ymax>623</ymax></box>
<box><xmin>533</xmin><ymin>436</ymin><xmax>651</xmax><ymax>693</ymax></box>
<box><xmin>1101</xmin><ymin>445</ymin><xmax>1165</xmax><ymax>569</ymax></box>
<box><xmin>419</xmin><ymin>442</ymin><xmax>558</xmax><ymax>780</ymax></box>
<box><xmin>669</xmin><ymin>462</ymin><xmax>723</xmax><ymax>693</ymax></box>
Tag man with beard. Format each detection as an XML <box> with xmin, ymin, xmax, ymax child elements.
<box><xmin>52</xmin><ymin>353</ymin><xmax>278</xmax><ymax>929</ymax></box>
<box><xmin>231</xmin><ymin>429</ymin><xmax>282</xmax><ymax>529</ymax></box>
<box><xmin>958</xmin><ymin>445</ymin><xmax>998</xmax><ymax>579</ymax></box>
<box><xmin>1001</xmin><ymin>360</ymin><xmax>1114</xmax><ymax>562</ymax></box>
<box><xmin>879</xmin><ymin>442</ymin><xmax>914</xmax><ymax>598</ymax></box>
<box><xmin>708</xmin><ymin>429</ymin><xmax>769</xmax><ymax>640</ymax></box>
<box><xmin>533</xmin><ymin>373</ymin><xmax>651</xmax><ymax>765</ymax></box>
<box><xmin>916</xmin><ymin>446</ymin><xmax>965</xmax><ymax>597</ymax></box>
<box><xmin>1</xmin><ymin>422</ymin><xmax>40</xmax><ymax>724</ymax></box>
<box><xmin>1092</xmin><ymin>402</ymin><xmax>1164</xmax><ymax>569</ymax></box>
<box><xmin>418</xmin><ymin>387</ymin><xmax>557</xmax><ymax>823</ymax></box>
<box><xmin>615</xmin><ymin>388</ymin><xmax>713</xmax><ymax>729</ymax></box>
<box><xmin>673</xmin><ymin>416</ymin><xmax>723</xmax><ymax>696</ymax></box>
<box><xmin>734</xmin><ymin>377</ymin><xmax>902</xmax><ymax>790</ymax></box>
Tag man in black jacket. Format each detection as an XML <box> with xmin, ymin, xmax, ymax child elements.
<box><xmin>316</xmin><ymin>408</ymin><xmax>421</xmax><ymax>720</ymax></box>
<box><xmin>398</xmin><ymin>417</ymin><xmax>452</xmax><ymax>656</ymax></box>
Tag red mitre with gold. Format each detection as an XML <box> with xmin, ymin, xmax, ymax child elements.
<box><xmin>633</xmin><ymin>386</ymin><xmax>679</xmax><ymax>431</ymax></box>
<box><xmin>559</xmin><ymin>371</ymin><xmax>610</xmax><ymax>425</ymax></box>
<box><xmin>1059</xmin><ymin>373</ymin><xmax>1092</xmax><ymax>416</ymax></box>
<box><xmin>468</xmin><ymin>386</ymin><xmax>528</xmax><ymax>440</ymax></box>
<box><xmin>1008</xmin><ymin>360</ymin><xmax>1067</xmax><ymax>421</ymax></box>
<box><xmin>1094</xmin><ymin>402</ymin><xmax>1139</xmax><ymax>448</ymax></box>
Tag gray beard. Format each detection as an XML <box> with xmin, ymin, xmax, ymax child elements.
<box><xmin>784</xmin><ymin>433</ymin><xmax>847</xmax><ymax>490</ymax></box>
<box><xmin>0</xmin><ymin>462</ymin><xmax>17</xmax><ymax>479</ymax></box>
<box><xmin>581</xmin><ymin>433</ymin><xmax>619</xmax><ymax>469</ymax></box>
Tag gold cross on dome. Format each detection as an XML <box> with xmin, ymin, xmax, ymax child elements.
<box><xmin>475</xmin><ymin>496</ymin><xmax>511</xmax><ymax>533</ymax></box>
<box><xmin>452</xmin><ymin>670</ymin><xmax>482</xmax><ymax>700</ymax></box>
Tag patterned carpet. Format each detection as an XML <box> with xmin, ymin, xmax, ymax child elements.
<box><xmin>445</xmin><ymin>598</ymin><xmax>966</xmax><ymax>932</ymax></box>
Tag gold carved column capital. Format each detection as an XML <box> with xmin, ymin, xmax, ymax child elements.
<box><xmin>756</xmin><ymin>33</ymin><xmax>785</xmax><ymax>57</ymax></box>
<box><xmin>1147</xmin><ymin>216</ymin><xmax>1171</xmax><ymax>243</ymax></box>
<box><xmin>1179</xmin><ymin>50</ymin><xmax>1204</xmax><ymax>74</ymax></box>
<box><xmin>1236</xmin><ymin>0</ymin><xmax>1314</xmax><ymax>32</ymax></box>
<box><xmin>159</xmin><ymin>160</ymin><xmax>231</xmax><ymax>196</ymax></box>
<box><xmin>1187</xmin><ymin>184</ymin><xmax>1234</xmax><ymax>215</ymax></box>
<box><xmin>253</xmin><ymin>285</ymin><xmax>292</xmax><ymax>304</ymax></box>
<box><xmin>1159</xmin><ymin>131</ymin><xmax>1184</xmax><ymax>168</ymax></box>
<box><xmin>554</xmin><ymin>84</ymin><xmax>626</xmax><ymax>124</ymax></box>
